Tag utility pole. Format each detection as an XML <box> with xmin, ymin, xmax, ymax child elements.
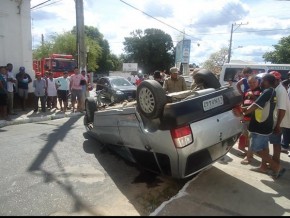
<box><xmin>227</xmin><ymin>22</ymin><xmax>248</xmax><ymax>63</ymax></box>
<box><xmin>41</xmin><ymin>34</ymin><xmax>44</xmax><ymax>47</ymax></box>
<box><xmin>75</xmin><ymin>0</ymin><xmax>86</xmax><ymax>72</ymax></box>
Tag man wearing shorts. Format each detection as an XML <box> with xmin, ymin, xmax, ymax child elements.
<box><xmin>56</xmin><ymin>71</ymin><xmax>70</xmax><ymax>112</ymax></box>
<box><xmin>242</xmin><ymin>74</ymin><xmax>285</xmax><ymax>179</ymax></box>
<box><xmin>268</xmin><ymin>71</ymin><xmax>290</xmax><ymax>162</ymax></box>
<box><xmin>16</xmin><ymin>67</ymin><xmax>32</xmax><ymax>111</ymax></box>
<box><xmin>70</xmin><ymin>67</ymin><xmax>85</xmax><ymax>112</ymax></box>
<box><xmin>240</xmin><ymin>76</ymin><xmax>262</xmax><ymax>165</ymax></box>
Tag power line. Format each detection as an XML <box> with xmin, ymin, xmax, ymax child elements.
<box><xmin>31</xmin><ymin>0</ymin><xmax>63</xmax><ymax>11</ymax></box>
<box><xmin>31</xmin><ymin>0</ymin><xmax>51</xmax><ymax>9</ymax></box>
<box><xmin>187</xmin><ymin>27</ymin><xmax>290</xmax><ymax>36</ymax></box>
<box><xmin>119</xmin><ymin>0</ymin><xmax>200</xmax><ymax>42</ymax></box>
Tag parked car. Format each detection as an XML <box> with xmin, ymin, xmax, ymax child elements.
<box><xmin>219</xmin><ymin>62</ymin><xmax>290</xmax><ymax>90</ymax></box>
<box><xmin>85</xmin><ymin>70</ymin><xmax>243</xmax><ymax>179</ymax></box>
<box><xmin>96</xmin><ymin>76</ymin><xmax>137</xmax><ymax>103</ymax></box>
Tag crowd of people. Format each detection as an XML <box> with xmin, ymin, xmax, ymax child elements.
<box><xmin>1</xmin><ymin>62</ymin><xmax>290</xmax><ymax>179</ymax></box>
<box><xmin>235</xmin><ymin>68</ymin><xmax>290</xmax><ymax>179</ymax></box>
<box><xmin>129</xmin><ymin>67</ymin><xmax>188</xmax><ymax>93</ymax></box>
<box><xmin>129</xmin><ymin>66</ymin><xmax>290</xmax><ymax>179</ymax></box>
<box><xmin>0</xmin><ymin>64</ymin><xmax>91</xmax><ymax>121</ymax></box>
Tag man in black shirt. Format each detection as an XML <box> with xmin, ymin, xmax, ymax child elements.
<box><xmin>242</xmin><ymin>74</ymin><xmax>285</xmax><ymax>179</ymax></box>
<box><xmin>16</xmin><ymin>67</ymin><xmax>32</xmax><ymax>111</ymax></box>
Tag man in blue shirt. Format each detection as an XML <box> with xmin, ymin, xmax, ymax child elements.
<box><xmin>236</xmin><ymin>67</ymin><xmax>253</xmax><ymax>96</ymax></box>
<box><xmin>0</xmin><ymin>66</ymin><xmax>10</xmax><ymax>120</ymax></box>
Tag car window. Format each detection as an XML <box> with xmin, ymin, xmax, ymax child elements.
<box><xmin>110</xmin><ymin>78</ymin><xmax>132</xmax><ymax>87</ymax></box>
<box><xmin>223</xmin><ymin>68</ymin><xmax>265</xmax><ymax>82</ymax></box>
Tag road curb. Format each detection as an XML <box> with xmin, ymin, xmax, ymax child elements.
<box><xmin>0</xmin><ymin>112</ymin><xmax>83</xmax><ymax>128</ymax></box>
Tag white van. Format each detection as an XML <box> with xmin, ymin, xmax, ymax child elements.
<box><xmin>219</xmin><ymin>63</ymin><xmax>290</xmax><ymax>87</ymax></box>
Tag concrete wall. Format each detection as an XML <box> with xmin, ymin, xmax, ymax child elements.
<box><xmin>0</xmin><ymin>0</ymin><xmax>33</xmax><ymax>92</ymax></box>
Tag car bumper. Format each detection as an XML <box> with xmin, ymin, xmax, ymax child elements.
<box><xmin>116</xmin><ymin>92</ymin><xmax>136</xmax><ymax>101</ymax></box>
<box><xmin>181</xmin><ymin>134</ymin><xmax>239</xmax><ymax>178</ymax></box>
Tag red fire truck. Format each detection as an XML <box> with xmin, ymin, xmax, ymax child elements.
<box><xmin>33</xmin><ymin>54</ymin><xmax>77</xmax><ymax>78</ymax></box>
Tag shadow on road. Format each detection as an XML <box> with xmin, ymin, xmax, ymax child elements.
<box><xmin>82</xmin><ymin>132</ymin><xmax>186</xmax><ymax>215</ymax></box>
<box><xmin>26</xmin><ymin>116</ymin><xmax>102</xmax><ymax>215</ymax></box>
<box><xmin>166</xmin><ymin>166</ymin><xmax>290</xmax><ymax>216</ymax></box>
<box><xmin>28</xmin><ymin>116</ymin><xmax>80</xmax><ymax>171</ymax></box>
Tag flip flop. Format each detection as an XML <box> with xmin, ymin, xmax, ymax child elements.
<box><xmin>250</xmin><ymin>167</ymin><xmax>268</xmax><ymax>174</ymax></box>
<box><xmin>241</xmin><ymin>159</ymin><xmax>251</xmax><ymax>165</ymax></box>
<box><xmin>273</xmin><ymin>168</ymin><xmax>286</xmax><ymax>179</ymax></box>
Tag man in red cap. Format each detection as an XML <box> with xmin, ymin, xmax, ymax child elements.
<box><xmin>268</xmin><ymin>71</ymin><xmax>290</xmax><ymax>164</ymax></box>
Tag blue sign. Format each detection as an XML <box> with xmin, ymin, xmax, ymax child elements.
<box><xmin>175</xmin><ymin>39</ymin><xmax>191</xmax><ymax>64</ymax></box>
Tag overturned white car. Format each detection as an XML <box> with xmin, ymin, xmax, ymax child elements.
<box><xmin>84</xmin><ymin>69</ymin><xmax>243</xmax><ymax>179</ymax></box>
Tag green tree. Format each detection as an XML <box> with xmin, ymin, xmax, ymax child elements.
<box><xmin>263</xmin><ymin>35</ymin><xmax>290</xmax><ymax>63</ymax></box>
<box><xmin>33</xmin><ymin>41</ymin><xmax>54</xmax><ymax>60</ymax></box>
<box><xmin>202</xmin><ymin>47</ymin><xmax>228</xmax><ymax>75</ymax></box>
<box><xmin>33</xmin><ymin>26</ymin><xmax>122</xmax><ymax>72</ymax></box>
<box><xmin>72</xmin><ymin>26</ymin><xmax>120</xmax><ymax>73</ymax></box>
<box><xmin>123</xmin><ymin>28</ymin><xmax>175</xmax><ymax>74</ymax></box>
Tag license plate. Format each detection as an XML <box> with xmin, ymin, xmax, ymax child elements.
<box><xmin>203</xmin><ymin>96</ymin><xmax>224</xmax><ymax>111</ymax></box>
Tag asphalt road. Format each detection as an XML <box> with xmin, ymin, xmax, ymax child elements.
<box><xmin>0</xmin><ymin>117</ymin><xmax>185</xmax><ymax>216</ymax></box>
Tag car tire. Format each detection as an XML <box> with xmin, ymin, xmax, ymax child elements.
<box><xmin>85</xmin><ymin>97</ymin><xmax>97</xmax><ymax>123</ymax></box>
<box><xmin>110</xmin><ymin>94</ymin><xmax>120</xmax><ymax>103</ymax></box>
<box><xmin>110</xmin><ymin>95</ymin><xmax>115</xmax><ymax>103</ymax></box>
<box><xmin>137</xmin><ymin>80</ymin><xmax>167</xmax><ymax>119</ymax></box>
<box><xmin>193</xmin><ymin>69</ymin><xmax>221</xmax><ymax>89</ymax></box>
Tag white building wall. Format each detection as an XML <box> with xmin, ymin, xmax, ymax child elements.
<box><xmin>0</xmin><ymin>0</ymin><xmax>33</xmax><ymax>92</ymax></box>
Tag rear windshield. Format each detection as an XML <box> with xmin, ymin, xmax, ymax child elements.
<box><xmin>223</xmin><ymin>68</ymin><xmax>266</xmax><ymax>82</ymax></box>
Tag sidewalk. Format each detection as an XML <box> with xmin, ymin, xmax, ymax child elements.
<box><xmin>0</xmin><ymin>90</ymin><xmax>97</xmax><ymax>128</ymax></box>
<box><xmin>0</xmin><ymin>108</ymin><xmax>84</xmax><ymax>128</ymax></box>
<box><xmin>150</xmin><ymin>145</ymin><xmax>290</xmax><ymax>216</ymax></box>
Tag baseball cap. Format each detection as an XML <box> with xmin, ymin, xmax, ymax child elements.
<box><xmin>36</xmin><ymin>72</ymin><xmax>42</xmax><ymax>76</ymax></box>
<box><xmin>19</xmin><ymin>66</ymin><xmax>25</xmax><ymax>71</ymax></box>
<box><xmin>270</xmin><ymin>71</ymin><xmax>281</xmax><ymax>80</ymax></box>
<box><xmin>170</xmin><ymin>67</ymin><xmax>179</xmax><ymax>74</ymax></box>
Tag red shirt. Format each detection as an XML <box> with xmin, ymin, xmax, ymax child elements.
<box><xmin>135</xmin><ymin>78</ymin><xmax>144</xmax><ymax>86</ymax></box>
<box><xmin>243</xmin><ymin>87</ymin><xmax>262</xmax><ymax>121</ymax></box>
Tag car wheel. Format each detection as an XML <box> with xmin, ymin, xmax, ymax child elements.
<box><xmin>194</xmin><ymin>69</ymin><xmax>221</xmax><ymax>89</ymax></box>
<box><xmin>137</xmin><ymin>80</ymin><xmax>167</xmax><ymax>119</ymax></box>
<box><xmin>85</xmin><ymin>97</ymin><xmax>97</xmax><ymax>123</ymax></box>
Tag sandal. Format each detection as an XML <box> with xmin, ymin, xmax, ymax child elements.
<box><xmin>250</xmin><ymin>167</ymin><xmax>268</xmax><ymax>174</ymax></box>
<box><xmin>273</xmin><ymin>168</ymin><xmax>286</xmax><ymax>179</ymax></box>
<box><xmin>241</xmin><ymin>159</ymin><xmax>251</xmax><ymax>165</ymax></box>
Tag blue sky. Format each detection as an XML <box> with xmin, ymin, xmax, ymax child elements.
<box><xmin>31</xmin><ymin>0</ymin><xmax>290</xmax><ymax>65</ymax></box>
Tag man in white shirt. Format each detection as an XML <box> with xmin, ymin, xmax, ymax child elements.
<box><xmin>269</xmin><ymin>71</ymin><xmax>290</xmax><ymax>163</ymax></box>
<box><xmin>56</xmin><ymin>71</ymin><xmax>70</xmax><ymax>112</ymax></box>
<box><xmin>6</xmin><ymin>63</ymin><xmax>17</xmax><ymax>115</ymax></box>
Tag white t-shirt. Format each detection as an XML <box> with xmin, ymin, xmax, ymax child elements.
<box><xmin>131</xmin><ymin>75</ymin><xmax>137</xmax><ymax>84</ymax></box>
<box><xmin>7</xmin><ymin>71</ymin><xmax>15</xmax><ymax>93</ymax></box>
<box><xmin>288</xmin><ymin>87</ymin><xmax>290</xmax><ymax>100</ymax></box>
<box><xmin>274</xmin><ymin>83</ymin><xmax>290</xmax><ymax>128</ymax></box>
